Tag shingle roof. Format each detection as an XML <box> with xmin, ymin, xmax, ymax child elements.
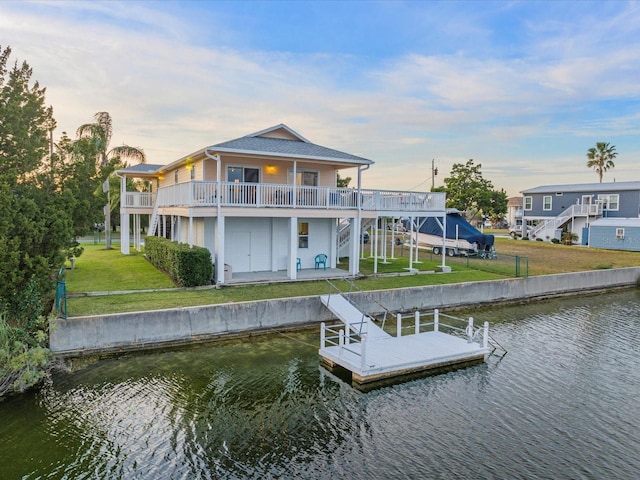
<box><xmin>115</xmin><ymin>164</ymin><xmax>165</xmax><ymax>175</ymax></box>
<box><xmin>521</xmin><ymin>181</ymin><xmax>640</xmax><ymax>194</ymax></box>
<box><xmin>211</xmin><ymin>135</ymin><xmax>373</xmax><ymax>164</ymax></box>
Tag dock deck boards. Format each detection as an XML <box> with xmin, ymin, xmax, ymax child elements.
<box><xmin>319</xmin><ymin>293</ymin><xmax>489</xmax><ymax>386</ymax></box>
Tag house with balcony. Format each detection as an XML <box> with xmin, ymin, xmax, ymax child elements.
<box><xmin>520</xmin><ymin>181</ymin><xmax>640</xmax><ymax>245</ymax></box>
<box><xmin>506</xmin><ymin>196</ymin><xmax>523</xmax><ymax>229</ymax></box>
<box><xmin>116</xmin><ymin>124</ymin><xmax>447</xmax><ymax>283</ymax></box>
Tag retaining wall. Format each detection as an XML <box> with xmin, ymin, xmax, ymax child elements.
<box><xmin>50</xmin><ymin>267</ymin><xmax>640</xmax><ymax>356</ymax></box>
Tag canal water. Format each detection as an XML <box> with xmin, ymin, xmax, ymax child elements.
<box><xmin>1</xmin><ymin>289</ymin><xmax>639</xmax><ymax>479</ymax></box>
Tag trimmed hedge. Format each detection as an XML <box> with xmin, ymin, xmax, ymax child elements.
<box><xmin>145</xmin><ymin>236</ymin><xmax>212</xmax><ymax>287</ymax></box>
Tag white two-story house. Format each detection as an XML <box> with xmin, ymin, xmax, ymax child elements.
<box><xmin>116</xmin><ymin>124</ymin><xmax>446</xmax><ymax>283</ymax></box>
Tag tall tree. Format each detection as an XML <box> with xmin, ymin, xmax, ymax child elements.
<box><xmin>586</xmin><ymin>142</ymin><xmax>617</xmax><ymax>183</ymax></box>
<box><xmin>0</xmin><ymin>46</ymin><xmax>71</xmax><ymax>395</ymax></box>
<box><xmin>440</xmin><ymin>159</ymin><xmax>507</xmax><ymax>224</ymax></box>
<box><xmin>76</xmin><ymin>112</ymin><xmax>146</xmax><ymax>248</ymax></box>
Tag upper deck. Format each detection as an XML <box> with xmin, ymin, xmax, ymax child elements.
<box><xmin>122</xmin><ymin>181</ymin><xmax>446</xmax><ymax>215</ymax></box>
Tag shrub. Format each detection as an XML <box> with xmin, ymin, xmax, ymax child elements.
<box><xmin>144</xmin><ymin>237</ymin><xmax>212</xmax><ymax>287</ymax></box>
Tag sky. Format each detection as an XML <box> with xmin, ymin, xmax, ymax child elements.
<box><xmin>2</xmin><ymin>0</ymin><xmax>640</xmax><ymax>196</ymax></box>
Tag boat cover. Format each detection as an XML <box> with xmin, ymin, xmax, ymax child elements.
<box><xmin>415</xmin><ymin>212</ymin><xmax>495</xmax><ymax>249</ymax></box>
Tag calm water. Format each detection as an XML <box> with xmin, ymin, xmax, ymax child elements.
<box><xmin>1</xmin><ymin>290</ymin><xmax>640</xmax><ymax>479</ymax></box>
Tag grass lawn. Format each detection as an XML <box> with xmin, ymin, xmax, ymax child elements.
<box><xmin>63</xmin><ymin>237</ymin><xmax>640</xmax><ymax>316</ymax></box>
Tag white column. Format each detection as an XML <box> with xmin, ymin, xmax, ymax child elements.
<box><xmin>329</xmin><ymin>218</ymin><xmax>337</xmax><ymax>268</ymax></box>
<box><xmin>215</xmin><ymin>216</ymin><xmax>225</xmax><ymax>284</ymax></box>
<box><xmin>120</xmin><ymin>213</ymin><xmax>130</xmax><ymax>254</ymax></box>
<box><xmin>349</xmin><ymin>217</ymin><xmax>360</xmax><ymax>276</ymax></box>
<box><xmin>288</xmin><ymin>217</ymin><xmax>298</xmax><ymax>280</ymax></box>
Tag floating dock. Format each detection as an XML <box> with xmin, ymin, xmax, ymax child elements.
<box><xmin>319</xmin><ymin>293</ymin><xmax>492</xmax><ymax>389</ymax></box>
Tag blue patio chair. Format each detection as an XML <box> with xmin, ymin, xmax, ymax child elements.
<box><xmin>296</xmin><ymin>258</ymin><xmax>301</xmax><ymax>271</ymax></box>
<box><xmin>314</xmin><ymin>254</ymin><xmax>327</xmax><ymax>270</ymax></box>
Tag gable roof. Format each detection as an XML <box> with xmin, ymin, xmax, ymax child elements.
<box><xmin>521</xmin><ymin>181</ymin><xmax>640</xmax><ymax>194</ymax></box>
<box><xmin>207</xmin><ymin>124</ymin><xmax>374</xmax><ymax>166</ymax></box>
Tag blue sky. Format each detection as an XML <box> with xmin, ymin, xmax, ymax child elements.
<box><xmin>2</xmin><ymin>0</ymin><xmax>640</xmax><ymax>195</ymax></box>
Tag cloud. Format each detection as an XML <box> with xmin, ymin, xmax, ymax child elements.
<box><xmin>1</xmin><ymin>1</ymin><xmax>639</xmax><ymax>197</ymax></box>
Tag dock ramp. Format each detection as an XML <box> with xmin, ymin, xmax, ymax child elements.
<box><xmin>319</xmin><ymin>294</ymin><xmax>390</xmax><ymax>341</ymax></box>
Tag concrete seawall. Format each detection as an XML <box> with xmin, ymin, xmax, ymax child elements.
<box><xmin>50</xmin><ymin>268</ymin><xmax>640</xmax><ymax>356</ymax></box>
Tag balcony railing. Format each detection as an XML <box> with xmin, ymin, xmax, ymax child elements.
<box><xmin>123</xmin><ymin>181</ymin><xmax>446</xmax><ymax>213</ymax></box>
<box><xmin>122</xmin><ymin>191</ymin><xmax>156</xmax><ymax>208</ymax></box>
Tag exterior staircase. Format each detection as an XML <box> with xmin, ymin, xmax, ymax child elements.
<box><xmin>529</xmin><ymin>203</ymin><xmax>604</xmax><ymax>241</ymax></box>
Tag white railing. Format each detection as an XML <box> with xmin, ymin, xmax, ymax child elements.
<box><xmin>124</xmin><ymin>182</ymin><xmax>446</xmax><ymax>213</ymax></box>
<box><xmin>530</xmin><ymin>203</ymin><xmax>604</xmax><ymax>239</ymax></box>
<box><xmin>122</xmin><ymin>192</ymin><xmax>156</xmax><ymax>208</ymax></box>
<box><xmin>319</xmin><ymin>309</ymin><xmax>496</xmax><ymax>374</ymax></box>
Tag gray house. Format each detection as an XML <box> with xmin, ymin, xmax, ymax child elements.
<box><xmin>520</xmin><ymin>181</ymin><xmax>640</xmax><ymax>244</ymax></box>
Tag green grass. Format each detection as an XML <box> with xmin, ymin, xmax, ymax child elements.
<box><xmin>64</xmin><ymin>245</ymin><xmax>504</xmax><ymax>316</ymax></box>
<box><xmin>64</xmin><ymin>244</ymin><xmax>175</xmax><ymax>292</ymax></box>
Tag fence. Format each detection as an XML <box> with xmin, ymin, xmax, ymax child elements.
<box><xmin>426</xmin><ymin>251</ymin><xmax>529</xmax><ymax>278</ymax></box>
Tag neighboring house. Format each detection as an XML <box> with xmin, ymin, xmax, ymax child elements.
<box><xmin>116</xmin><ymin>124</ymin><xmax>446</xmax><ymax>284</ymax></box>
<box><xmin>589</xmin><ymin>218</ymin><xmax>640</xmax><ymax>252</ymax></box>
<box><xmin>506</xmin><ymin>196</ymin><xmax>523</xmax><ymax>228</ymax></box>
<box><xmin>519</xmin><ymin>181</ymin><xmax>640</xmax><ymax>244</ymax></box>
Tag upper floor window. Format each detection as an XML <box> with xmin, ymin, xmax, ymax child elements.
<box><xmin>543</xmin><ymin>196</ymin><xmax>552</xmax><ymax>211</ymax></box>
<box><xmin>524</xmin><ymin>196</ymin><xmax>532</xmax><ymax>210</ymax></box>
<box><xmin>228</xmin><ymin>166</ymin><xmax>259</xmax><ymax>183</ymax></box>
<box><xmin>288</xmin><ymin>169</ymin><xmax>318</xmax><ymax>187</ymax></box>
<box><xmin>174</xmin><ymin>170</ymin><xmax>179</xmax><ymax>184</ymax></box>
<box><xmin>598</xmin><ymin>194</ymin><xmax>619</xmax><ymax>211</ymax></box>
<box><xmin>190</xmin><ymin>165</ymin><xmax>195</xmax><ymax>180</ymax></box>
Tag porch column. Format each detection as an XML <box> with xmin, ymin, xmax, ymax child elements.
<box><xmin>288</xmin><ymin>217</ymin><xmax>298</xmax><ymax>280</ymax></box>
<box><xmin>349</xmin><ymin>218</ymin><xmax>360</xmax><ymax>276</ymax></box>
<box><xmin>330</xmin><ymin>219</ymin><xmax>337</xmax><ymax>268</ymax></box>
<box><xmin>271</xmin><ymin>218</ymin><xmax>278</xmax><ymax>272</ymax></box>
<box><xmin>120</xmin><ymin>212</ymin><xmax>130</xmax><ymax>255</ymax></box>
<box><xmin>188</xmin><ymin>211</ymin><xmax>194</xmax><ymax>247</ymax></box>
<box><xmin>215</xmin><ymin>216</ymin><xmax>226</xmax><ymax>284</ymax></box>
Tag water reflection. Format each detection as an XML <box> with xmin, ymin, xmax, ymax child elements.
<box><xmin>1</xmin><ymin>290</ymin><xmax>639</xmax><ymax>479</ymax></box>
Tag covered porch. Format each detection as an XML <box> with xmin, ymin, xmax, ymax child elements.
<box><xmin>224</xmin><ymin>265</ymin><xmax>352</xmax><ymax>285</ymax></box>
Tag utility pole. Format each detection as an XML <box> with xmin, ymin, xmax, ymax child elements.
<box><xmin>431</xmin><ymin>159</ymin><xmax>438</xmax><ymax>190</ymax></box>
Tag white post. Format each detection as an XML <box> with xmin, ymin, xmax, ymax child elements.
<box><xmin>396</xmin><ymin>313</ymin><xmax>402</xmax><ymax>337</ymax></box>
<box><xmin>339</xmin><ymin>329</ymin><xmax>344</xmax><ymax>358</ymax></box>
<box><xmin>467</xmin><ymin>317</ymin><xmax>474</xmax><ymax>343</ymax></box>
<box><xmin>483</xmin><ymin>321</ymin><xmax>489</xmax><ymax>349</ymax></box>
<box><xmin>415</xmin><ymin>310</ymin><xmax>420</xmax><ymax>335</ymax></box>
<box><xmin>320</xmin><ymin>322</ymin><xmax>325</xmax><ymax>348</ymax></box>
<box><xmin>361</xmin><ymin>334</ymin><xmax>367</xmax><ymax>372</ymax></box>
<box><xmin>434</xmin><ymin>308</ymin><xmax>439</xmax><ymax>332</ymax></box>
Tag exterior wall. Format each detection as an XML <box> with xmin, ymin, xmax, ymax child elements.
<box><xmin>589</xmin><ymin>226</ymin><xmax>640</xmax><ymax>251</ymax></box>
<box><xmin>51</xmin><ymin>268</ymin><xmax>640</xmax><ymax>356</ymax></box>
<box><xmin>297</xmin><ymin>218</ymin><xmax>333</xmax><ymax>269</ymax></box>
<box><xmin>219</xmin><ymin>216</ymin><xmax>333</xmax><ymax>274</ymax></box>
<box><xmin>525</xmin><ymin>189</ymin><xmax>640</xmax><ymax>218</ymax></box>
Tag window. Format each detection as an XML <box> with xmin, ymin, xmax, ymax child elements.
<box><xmin>543</xmin><ymin>196</ymin><xmax>552</xmax><ymax>211</ymax></box>
<box><xmin>174</xmin><ymin>169</ymin><xmax>179</xmax><ymax>184</ymax></box>
<box><xmin>298</xmin><ymin>222</ymin><xmax>309</xmax><ymax>248</ymax></box>
<box><xmin>288</xmin><ymin>169</ymin><xmax>318</xmax><ymax>186</ymax></box>
<box><xmin>228</xmin><ymin>166</ymin><xmax>260</xmax><ymax>183</ymax></box>
<box><xmin>524</xmin><ymin>196</ymin><xmax>532</xmax><ymax>210</ymax></box>
<box><xmin>616</xmin><ymin>228</ymin><xmax>625</xmax><ymax>239</ymax></box>
<box><xmin>190</xmin><ymin>165</ymin><xmax>195</xmax><ymax>180</ymax></box>
<box><xmin>598</xmin><ymin>194</ymin><xmax>620</xmax><ymax>211</ymax></box>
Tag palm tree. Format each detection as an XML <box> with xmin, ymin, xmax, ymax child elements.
<box><xmin>586</xmin><ymin>142</ymin><xmax>617</xmax><ymax>183</ymax></box>
<box><xmin>77</xmin><ymin>112</ymin><xmax>146</xmax><ymax>249</ymax></box>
